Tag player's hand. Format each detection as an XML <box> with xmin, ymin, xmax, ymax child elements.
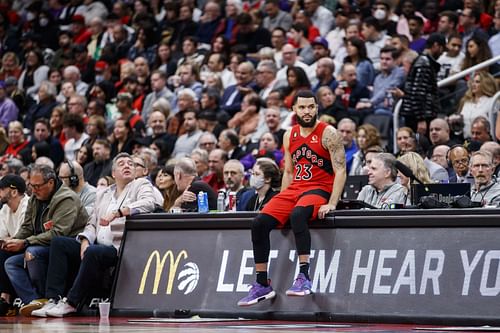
<box><xmin>318</xmin><ymin>204</ymin><xmax>336</xmax><ymax>219</ymax></box>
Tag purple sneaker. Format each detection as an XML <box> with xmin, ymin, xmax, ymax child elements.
<box><xmin>286</xmin><ymin>273</ymin><xmax>312</xmax><ymax>296</ymax></box>
<box><xmin>237</xmin><ymin>282</ymin><xmax>276</xmax><ymax>306</ymax></box>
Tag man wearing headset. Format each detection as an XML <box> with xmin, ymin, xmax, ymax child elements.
<box><xmin>58</xmin><ymin>160</ymin><xmax>96</xmax><ymax>215</ymax></box>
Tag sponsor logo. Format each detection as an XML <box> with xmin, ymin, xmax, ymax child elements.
<box><xmin>177</xmin><ymin>262</ymin><xmax>200</xmax><ymax>294</ymax></box>
<box><xmin>138</xmin><ymin>250</ymin><xmax>188</xmax><ymax>295</ymax></box>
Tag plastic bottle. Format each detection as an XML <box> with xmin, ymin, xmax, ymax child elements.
<box><xmin>197</xmin><ymin>191</ymin><xmax>209</xmax><ymax>213</ymax></box>
<box><xmin>217</xmin><ymin>191</ymin><xmax>226</xmax><ymax>212</ymax></box>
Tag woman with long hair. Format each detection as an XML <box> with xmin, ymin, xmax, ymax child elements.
<box><xmin>50</xmin><ymin>105</ymin><xmax>67</xmax><ymax>146</ymax></box>
<box><xmin>349</xmin><ymin>124</ymin><xmax>382</xmax><ymax>175</ymax></box>
<box><xmin>458</xmin><ymin>72</ymin><xmax>498</xmax><ymax>138</ymax></box>
<box><xmin>461</xmin><ymin>35</ymin><xmax>500</xmax><ymax>75</ymax></box>
<box><xmin>156</xmin><ymin>165</ymin><xmax>181</xmax><ymax>212</ymax></box>
<box><xmin>397</xmin><ymin>151</ymin><xmax>433</xmax><ymax>204</ymax></box>
<box><xmin>3</xmin><ymin>121</ymin><xmax>29</xmax><ymax>162</ymax></box>
<box><xmin>76</xmin><ymin>143</ymin><xmax>94</xmax><ymax>168</ymax></box>
<box><xmin>283</xmin><ymin>66</ymin><xmax>311</xmax><ymax>109</ymax></box>
<box><xmin>244</xmin><ymin>157</ymin><xmax>281</xmax><ymax>211</ymax></box>
<box><xmin>153</xmin><ymin>41</ymin><xmax>177</xmax><ymax>77</ymax></box>
<box><xmin>84</xmin><ymin>115</ymin><xmax>107</xmax><ymax>147</ymax></box>
<box><xmin>344</xmin><ymin>37</ymin><xmax>375</xmax><ymax>86</ymax></box>
<box><xmin>110</xmin><ymin>118</ymin><xmax>134</xmax><ymax>158</ymax></box>
<box><xmin>18</xmin><ymin>49</ymin><xmax>49</xmax><ymax>99</ymax></box>
<box><xmin>316</xmin><ymin>86</ymin><xmax>347</xmax><ymax>123</ymax></box>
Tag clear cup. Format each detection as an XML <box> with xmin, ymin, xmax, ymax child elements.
<box><xmin>99</xmin><ymin>302</ymin><xmax>110</xmax><ymax>318</ymax></box>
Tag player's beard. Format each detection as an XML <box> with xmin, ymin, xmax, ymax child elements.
<box><xmin>296</xmin><ymin>114</ymin><xmax>317</xmax><ymax>128</ymax></box>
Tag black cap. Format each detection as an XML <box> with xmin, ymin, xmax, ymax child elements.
<box><xmin>198</xmin><ymin>110</ymin><xmax>217</xmax><ymax>121</ymax></box>
<box><xmin>0</xmin><ymin>174</ymin><xmax>26</xmax><ymax>193</ymax></box>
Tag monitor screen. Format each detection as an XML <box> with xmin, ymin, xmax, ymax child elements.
<box><xmin>411</xmin><ymin>183</ymin><xmax>471</xmax><ymax>206</ymax></box>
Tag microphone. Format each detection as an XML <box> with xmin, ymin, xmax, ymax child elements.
<box><xmin>395</xmin><ymin>160</ymin><xmax>425</xmax><ymax>185</ymax></box>
<box><xmin>395</xmin><ymin>160</ymin><xmax>430</xmax><ymax>196</ymax></box>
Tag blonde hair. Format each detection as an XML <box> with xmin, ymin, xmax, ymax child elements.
<box><xmin>459</xmin><ymin>72</ymin><xmax>498</xmax><ymax>109</ymax></box>
<box><xmin>397</xmin><ymin>152</ymin><xmax>432</xmax><ymax>189</ymax></box>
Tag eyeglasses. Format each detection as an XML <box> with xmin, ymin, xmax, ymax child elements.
<box><xmin>29</xmin><ymin>180</ymin><xmax>50</xmax><ymax>190</ymax></box>
<box><xmin>452</xmin><ymin>158</ymin><xmax>469</xmax><ymax>166</ymax></box>
<box><xmin>134</xmin><ymin>162</ymin><xmax>146</xmax><ymax>168</ymax></box>
<box><xmin>200</xmin><ymin>142</ymin><xmax>216</xmax><ymax>147</ymax></box>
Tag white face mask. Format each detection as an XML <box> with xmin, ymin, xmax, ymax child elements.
<box><xmin>26</xmin><ymin>12</ymin><xmax>36</xmax><ymax>22</ymax></box>
<box><xmin>249</xmin><ymin>175</ymin><xmax>265</xmax><ymax>189</ymax></box>
<box><xmin>95</xmin><ymin>75</ymin><xmax>104</xmax><ymax>84</ymax></box>
<box><xmin>374</xmin><ymin>9</ymin><xmax>386</xmax><ymax>20</ymax></box>
<box><xmin>39</xmin><ymin>18</ymin><xmax>49</xmax><ymax>27</ymax></box>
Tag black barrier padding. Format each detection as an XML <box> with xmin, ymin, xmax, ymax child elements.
<box><xmin>113</xmin><ymin>209</ymin><xmax>500</xmax><ymax>325</ymax></box>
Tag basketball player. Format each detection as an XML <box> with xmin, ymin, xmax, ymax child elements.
<box><xmin>238</xmin><ymin>90</ymin><xmax>346</xmax><ymax>306</ymax></box>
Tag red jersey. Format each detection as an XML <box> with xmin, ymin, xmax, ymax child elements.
<box><xmin>288</xmin><ymin>121</ymin><xmax>334</xmax><ymax>193</ymax></box>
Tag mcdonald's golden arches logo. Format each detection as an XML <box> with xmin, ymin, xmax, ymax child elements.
<box><xmin>138</xmin><ymin>250</ymin><xmax>188</xmax><ymax>295</ymax></box>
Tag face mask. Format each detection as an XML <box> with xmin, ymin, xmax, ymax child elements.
<box><xmin>249</xmin><ymin>175</ymin><xmax>265</xmax><ymax>189</ymax></box>
<box><xmin>26</xmin><ymin>12</ymin><xmax>36</xmax><ymax>21</ymax></box>
<box><xmin>374</xmin><ymin>9</ymin><xmax>386</xmax><ymax>20</ymax></box>
<box><xmin>39</xmin><ymin>18</ymin><xmax>49</xmax><ymax>27</ymax></box>
<box><xmin>95</xmin><ymin>75</ymin><xmax>104</xmax><ymax>84</ymax></box>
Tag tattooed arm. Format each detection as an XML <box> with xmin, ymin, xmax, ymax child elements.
<box><xmin>318</xmin><ymin>125</ymin><xmax>347</xmax><ymax>219</ymax></box>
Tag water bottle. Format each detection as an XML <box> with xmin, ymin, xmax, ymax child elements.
<box><xmin>386</xmin><ymin>90</ymin><xmax>394</xmax><ymax>108</ymax></box>
<box><xmin>197</xmin><ymin>191</ymin><xmax>209</xmax><ymax>213</ymax></box>
<box><xmin>217</xmin><ymin>190</ymin><xmax>226</xmax><ymax>212</ymax></box>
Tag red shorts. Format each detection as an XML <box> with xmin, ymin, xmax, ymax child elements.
<box><xmin>260</xmin><ymin>186</ymin><xmax>330</xmax><ymax>226</ymax></box>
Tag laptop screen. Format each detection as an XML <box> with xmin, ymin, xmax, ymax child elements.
<box><xmin>411</xmin><ymin>183</ymin><xmax>471</xmax><ymax>206</ymax></box>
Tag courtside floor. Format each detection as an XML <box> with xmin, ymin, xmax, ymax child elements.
<box><xmin>0</xmin><ymin>316</ymin><xmax>498</xmax><ymax>332</ymax></box>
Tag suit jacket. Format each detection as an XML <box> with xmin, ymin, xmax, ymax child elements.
<box><xmin>78</xmin><ymin>178</ymin><xmax>157</xmax><ymax>250</ymax></box>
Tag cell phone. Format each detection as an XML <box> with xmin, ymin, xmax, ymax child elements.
<box><xmin>339</xmin><ymin>81</ymin><xmax>348</xmax><ymax>88</ymax></box>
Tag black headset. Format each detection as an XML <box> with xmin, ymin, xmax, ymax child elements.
<box><xmin>66</xmin><ymin>160</ymin><xmax>79</xmax><ymax>188</ymax></box>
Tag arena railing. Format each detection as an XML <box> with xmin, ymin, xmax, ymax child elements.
<box><xmin>392</xmin><ymin>54</ymin><xmax>500</xmax><ymax>153</ymax></box>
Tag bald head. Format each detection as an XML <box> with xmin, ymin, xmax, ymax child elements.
<box><xmin>58</xmin><ymin>161</ymin><xmax>84</xmax><ymax>189</ymax></box>
<box><xmin>429</xmin><ymin>118</ymin><xmax>450</xmax><ymax>145</ymax></box>
<box><xmin>282</xmin><ymin>44</ymin><xmax>298</xmax><ymax>66</ymax></box>
<box><xmin>431</xmin><ymin>144</ymin><xmax>450</xmax><ymax>169</ymax></box>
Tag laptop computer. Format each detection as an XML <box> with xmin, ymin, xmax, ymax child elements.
<box><xmin>342</xmin><ymin>175</ymin><xmax>369</xmax><ymax>200</ymax></box>
<box><xmin>411</xmin><ymin>183</ymin><xmax>471</xmax><ymax>206</ymax></box>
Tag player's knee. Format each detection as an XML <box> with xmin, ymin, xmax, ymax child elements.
<box><xmin>251</xmin><ymin>214</ymin><xmax>276</xmax><ymax>240</ymax></box>
<box><xmin>290</xmin><ymin>206</ymin><xmax>312</xmax><ymax>233</ymax></box>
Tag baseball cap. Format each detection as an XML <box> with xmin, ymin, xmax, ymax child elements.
<box><xmin>312</xmin><ymin>36</ymin><xmax>329</xmax><ymax>49</ymax></box>
<box><xmin>0</xmin><ymin>174</ymin><xmax>26</xmax><ymax>193</ymax></box>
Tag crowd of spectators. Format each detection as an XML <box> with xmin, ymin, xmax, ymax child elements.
<box><xmin>0</xmin><ymin>0</ymin><xmax>497</xmax><ymax>318</ymax></box>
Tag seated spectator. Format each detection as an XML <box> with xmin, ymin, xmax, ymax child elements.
<box><xmin>361</xmin><ymin>17</ymin><xmax>391</xmax><ymax>71</ymax></box>
<box><xmin>3</xmin><ymin>121</ymin><xmax>29</xmax><ymax>162</ymax></box>
<box><xmin>397</xmin><ymin>152</ymin><xmax>433</xmax><ymax>204</ymax></box>
<box><xmin>262</xmin><ymin>0</ymin><xmax>293</xmax><ymax>32</ymax></box>
<box><xmin>172</xmin><ymin>109</ymin><xmax>204</xmax><ymax>159</ymax></box>
<box><xmin>228</xmin><ymin>92</ymin><xmax>261</xmax><ymax>145</ymax></box>
<box><xmin>241</xmin><ymin>132</ymin><xmax>283</xmax><ymax>170</ymax></box>
<box><xmin>343</xmin><ymin>37</ymin><xmax>375</xmax><ymax>87</ymax></box>
<box><xmin>337</xmin><ymin>118</ymin><xmax>358</xmax><ymax>174</ymax></box>
<box><xmin>132</xmin><ymin>154</ymin><xmax>164</xmax><ymax>208</ymax></box>
<box><xmin>316</xmin><ymin>86</ymin><xmax>347</xmax><ymax>124</ymax></box>
<box><xmin>142</xmin><ymin>70</ymin><xmax>174</xmax><ymax>124</ymax></box>
<box><xmin>203</xmin><ymin>149</ymin><xmax>228</xmax><ymax>192</ymax></box>
<box><xmin>429</xmin><ymin>118</ymin><xmax>458</xmax><ymax>147</ymax></box>
<box><xmin>63</xmin><ymin>65</ymin><xmax>88</xmax><ymax>96</ymax></box>
<box><xmin>312</xmin><ymin>57</ymin><xmax>337</xmax><ymax>94</ymax></box>
<box><xmin>156</xmin><ymin>165</ymin><xmax>182</xmax><ymax>212</ymax></box>
<box><xmin>197</xmin><ymin>132</ymin><xmax>218</xmax><ymax>153</ymax></box>
<box><xmin>223</xmin><ymin>159</ymin><xmax>251</xmax><ymax>210</ymax></box>
<box><xmin>350</xmin><ymin>124</ymin><xmax>381</xmax><ymax>176</ymax></box>
<box><xmin>191</xmin><ymin>148</ymin><xmax>210</xmax><ymax>178</ymax></box>
<box><xmin>63</xmin><ymin>113</ymin><xmax>89</xmax><ymax>161</ymax></box>
<box><xmin>431</xmin><ymin>144</ymin><xmax>455</xmax><ymax>179</ymax></box>
<box><xmin>23</xmin><ymin>81</ymin><xmax>58</xmax><ymax>130</ymax></box>
<box><xmin>58</xmin><ymin>161</ymin><xmax>96</xmax><ymax>215</ymax></box>
<box><xmin>334</xmin><ymin>63</ymin><xmax>371</xmax><ymax>114</ymax></box>
<box><xmin>470</xmin><ymin>116</ymin><xmax>492</xmax><ymax>144</ymax></box>
<box><xmin>276</xmin><ymin>44</ymin><xmax>310</xmax><ymax>82</ymax></box>
<box><xmin>283</xmin><ymin>66</ymin><xmax>311</xmax><ymax>109</ymax></box>
<box><xmin>84</xmin><ymin>139</ymin><xmax>112</xmax><ymax>187</ymax></box>
<box><xmin>24</xmin><ymin>118</ymin><xmax>65</xmax><ymax>168</ymax></box>
<box><xmin>115</xmin><ymin>92</ymin><xmax>146</xmax><ymax>137</ymax></box>
<box><xmin>220</xmin><ymin>61</ymin><xmax>257</xmax><ymax>117</ymax></box>
<box><xmin>218</xmin><ymin>129</ymin><xmax>245</xmax><ymax>160</ymax></box>
<box><xmin>144</xmin><ymin>108</ymin><xmax>176</xmax><ymax>158</ymax></box>
<box><xmin>83</xmin><ymin>115</ymin><xmax>107</xmax><ymax>147</ymax></box>
<box><xmin>18</xmin><ymin>49</ymin><xmax>49</xmax><ymax>99</ymax></box>
<box><xmin>75</xmin><ymin>144</ymin><xmax>93</xmax><ymax>168</ymax></box>
<box><xmin>0</xmin><ymin>52</ymin><xmax>22</xmax><ymax>81</ymax></box>
<box><xmin>437</xmin><ymin>33</ymin><xmax>464</xmax><ymax>81</ymax></box>
<box><xmin>0</xmin><ymin>80</ymin><xmax>17</xmax><ymax>129</ymax></box>
<box><xmin>357</xmin><ymin>153</ymin><xmax>407</xmax><ymax>208</ymax></box>
<box><xmin>395</xmin><ymin>127</ymin><xmax>415</xmax><ymax>157</ymax></box>
<box><xmin>287</xmin><ymin>23</ymin><xmax>314</xmax><ymax>65</ymax></box>
<box><xmin>448</xmin><ymin>145</ymin><xmax>474</xmax><ymax>184</ymax></box>
<box><xmin>408</xmin><ymin>16</ymin><xmax>427</xmax><ymax>53</ymax></box>
<box><xmin>0</xmin><ymin>175</ymin><xmax>29</xmax><ymax>315</ymax></box>
<box><xmin>458</xmin><ymin>72</ymin><xmax>498</xmax><ymax>139</ymax></box>
<box><xmin>250</xmin><ymin>107</ymin><xmax>286</xmax><ymax>150</ymax></box>
<box><xmin>461</xmin><ymin>35</ymin><xmax>499</xmax><ymax>76</ymax></box>
<box><xmin>5</xmin><ymin>164</ymin><xmax>88</xmax><ymax>317</ymax></box>
<box><xmin>110</xmin><ymin>118</ymin><xmax>134</xmax><ymax>158</ymax></box>
<box><xmin>355</xmin><ymin>46</ymin><xmax>405</xmax><ymax>118</ymax></box>
<box><xmin>241</xmin><ymin>157</ymin><xmax>281</xmax><ymax>211</ymax></box>
<box><xmin>31</xmin><ymin>153</ymin><xmax>157</xmax><ymax>318</ymax></box>
<box><xmin>480</xmin><ymin>142</ymin><xmax>500</xmax><ymax>178</ymax></box>
<box><xmin>172</xmin><ymin>157</ymin><xmax>217</xmax><ymax>211</ymax></box>
<box><xmin>233</xmin><ymin>12</ymin><xmax>272</xmax><ymax>54</ymax></box>
<box><xmin>470</xmin><ymin>151</ymin><xmax>500</xmax><ymax>206</ymax></box>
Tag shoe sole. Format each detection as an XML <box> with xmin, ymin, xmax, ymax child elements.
<box><xmin>237</xmin><ymin>290</ymin><xmax>276</xmax><ymax>307</ymax></box>
<box><xmin>286</xmin><ymin>289</ymin><xmax>312</xmax><ymax>296</ymax></box>
<box><xmin>20</xmin><ymin>303</ymin><xmax>45</xmax><ymax>317</ymax></box>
